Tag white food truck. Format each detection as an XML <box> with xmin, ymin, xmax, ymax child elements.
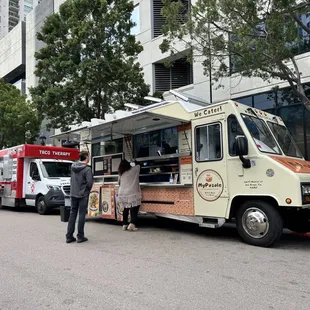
<box><xmin>0</xmin><ymin>144</ymin><xmax>79</xmax><ymax>214</ymax></box>
<box><xmin>54</xmin><ymin>94</ymin><xmax>310</xmax><ymax>247</ymax></box>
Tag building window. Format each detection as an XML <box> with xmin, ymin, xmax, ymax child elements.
<box><xmin>131</xmin><ymin>5</ymin><xmax>140</xmax><ymax>35</ymax></box>
<box><xmin>230</xmin><ymin>14</ymin><xmax>310</xmax><ymax>74</ymax></box>
<box><xmin>154</xmin><ymin>58</ymin><xmax>193</xmax><ymax>92</ymax></box>
<box><xmin>24</xmin><ymin>5</ymin><xmax>33</xmax><ymax>13</ymax></box>
<box><xmin>277</xmin><ymin>105</ymin><xmax>305</xmax><ymax>157</ymax></box>
<box><xmin>253</xmin><ymin>92</ymin><xmax>276</xmax><ymax>110</ymax></box>
<box><xmin>235</xmin><ymin>96</ymin><xmax>253</xmax><ymax>107</ymax></box>
<box><xmin>152</xmin><ymin>0</ymin><xmax>189</xmax><ymax>38</ymax></box>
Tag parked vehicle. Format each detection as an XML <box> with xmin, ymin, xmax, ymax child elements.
<box><xmin>53</xmin><ymin>93</ymin><xmax>310</xmax><ymax>246</ymax></box>
<box><xmin>0</xmin><ymin>144</ymin><xmax>79</xmax><ymax>214</ymax></box>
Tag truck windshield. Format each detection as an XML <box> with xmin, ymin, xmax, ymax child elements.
<box><xmin>267</xmin><ymin>122</ymin><xmax>303</xmax><ymax>158</ymax></box>
<box><xmin>241</xmin><ymin>114</ymin><xmax>281</xmax><ymax>155</ymax></box>
<box><xmin>41</xmin><ymin>162</ymin><xmax>72</xmax><ymax>178</ymax></box>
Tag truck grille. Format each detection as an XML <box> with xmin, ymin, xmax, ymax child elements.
<box><xmin>62</xmin><ymin>186</ymin><xmax>71</xmax><ymax>196</ymax></box>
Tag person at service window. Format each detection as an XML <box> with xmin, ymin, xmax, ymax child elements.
<box><xmin>118</xmin><ymin>159</ymin><xmax>141</xmax><ymax>231</ymax></box>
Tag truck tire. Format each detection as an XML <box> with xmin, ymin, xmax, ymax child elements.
<box><xmin>236</xmin><ymin>200</ymin><xmax>283</xmax><ymax>247</ymax></box>
<box><xmin>36</xmin><ymin>196</ymin><xmax>49</xmax><ymax>215</ymax></box>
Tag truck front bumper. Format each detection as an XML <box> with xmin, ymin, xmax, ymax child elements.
<box><xmin>44</xmin><ymin>189</ymin><xmax>65</xmax><ymax>209</ymax></box>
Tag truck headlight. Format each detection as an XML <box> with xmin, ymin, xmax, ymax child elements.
<box><xmin>302</xmin><ymin>185</ymin><xmax>310</xmax><ymax>204</ymax></box>
<box><xmin>302</xmin><ymin>185</ymin><xmax>310</xmax><ymax>195</ymax></box>
<box><xmin>47</xmin><ymin>185</ymin><xmax>61</xmax><ymax>191</ymax></box>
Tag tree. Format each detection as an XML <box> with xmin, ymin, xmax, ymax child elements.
<box><xmin>0</xmin><ymin>79</ymin><xmax>40</xmax><ymax>149</ymax></box>
<box><xmin>30</xmin><ymin>0</ymin><xmax>150</xmax><ymax>131</ymax></box>
<box><xmin>160</xmin><ymin>0</ymin><xmax>310</xmax><ymax>108</ymax></box>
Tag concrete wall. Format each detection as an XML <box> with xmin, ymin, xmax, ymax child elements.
<box><xmin>0</xmin><ymin>21</ymin><xmax>24</xmax><ymax>79</ymax></box>
<box><xmin>0</xmin><ymin>0</ymin><xmax>9</xmax><ymax>37</ymax></box>
<box><xmin>25</xmin><ymin>0</ymin><xmax>54</xmax><ymax>95</ymax></box>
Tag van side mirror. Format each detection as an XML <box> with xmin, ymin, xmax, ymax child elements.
<box><xmin>235</xmin><ymin>136</ymin><xmax>251</xmax><ymax>169</ymax></box>
<box><xmin>32</xmin><ymin>173</ymin><xmax>40</xmax><ymax>181</ymax></box>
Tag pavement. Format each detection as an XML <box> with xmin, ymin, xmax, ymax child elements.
<box><xmin>0</xmin><ymin>207</ymin><xmax>310</xmax><ymax>310</ymax></box>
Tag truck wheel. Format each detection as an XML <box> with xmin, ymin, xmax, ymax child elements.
<box><xmin>236</xmin><ymin>200</ymin><xmax>283</xmax><ymax>247</ymax></box>
<box><xmin>36</xmin><ymin>196</ymin><xmax>49</xmax><ymax>215</ymax></box>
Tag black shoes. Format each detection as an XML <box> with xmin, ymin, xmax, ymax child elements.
<box><xmin>66</xmin><ymin>236</ymin><xmax>88</xmax><ymax>243</ymax></box>
<box><xmin>77</xmin><ymin>237</ymin><xmax>88</xmax><ymax>243</ymax></box>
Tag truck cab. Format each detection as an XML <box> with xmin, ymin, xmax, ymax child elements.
<box><xmin>25</xmin><ymin>159</ymin><xmax>72</xmax><ymax>214</ymax></box>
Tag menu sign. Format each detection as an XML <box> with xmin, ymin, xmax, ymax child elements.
<box><xmin>180</xmin><ymin>156</ymin><xmax>193</xmax><ymax>184</ymax></box>
<box><xmin>101</xmin><ymin>185</ymin><xmax>115</xmax><ymax>219</ymax></box>
<box><xmin>178</xmin><ymin>123</ymin><xmax>192</xmax><ymax>153</ymax></box>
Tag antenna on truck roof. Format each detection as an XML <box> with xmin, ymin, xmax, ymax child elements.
<box><xmin>169</xmin><ymin>90</ymin><xmax>210</xmax><ymax>107</ymax></box>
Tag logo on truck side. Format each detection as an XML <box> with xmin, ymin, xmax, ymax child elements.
<box><xmin>196</xmin><ymin>170</ymin><xmax>224</xmax><ymax>201</ymax></box>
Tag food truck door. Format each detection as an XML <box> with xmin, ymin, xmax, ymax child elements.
<box><xmin>192</xmin><ymin>115</ymin><xmax>229</xmax><ymax>218</ymax></box>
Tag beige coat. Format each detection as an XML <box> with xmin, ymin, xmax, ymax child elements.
<box><xmin>118</xmin><ymin>165</ymin><xmax>141</xmax><ymax>208</ymax></box>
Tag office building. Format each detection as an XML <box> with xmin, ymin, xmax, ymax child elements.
<box><xmin>0</xmin><ymin>0</ymin><xmax>40</xmax><ymax>38</ymax></box>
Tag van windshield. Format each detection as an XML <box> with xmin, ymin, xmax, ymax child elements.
<box><xmin>267</xmin><ymin>122</ymin><xmax>303</xmax><ymax>158</ymax></box>
<box><xmin>241</xmin><ymin>114</ymin><xmax>281</xmax><ymax>155</ymax></box>
<box><xmin>41</xmin><ymin>162</ymin><xmax>72</xmax><ymax>178</ymax></box>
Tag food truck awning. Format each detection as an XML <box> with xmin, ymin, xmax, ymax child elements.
<box><xmin>49</xmin><ymin>126</ymin><xmax>89</xmax><ymax>140</ymax></box>
<box><xmin>91</xmin><ymin>110</ymin><xmax>190</xmax><ymax>141</ymax></box>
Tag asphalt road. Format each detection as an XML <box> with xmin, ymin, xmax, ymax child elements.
<box><xmin>1</xmin><ymin>207</ymin><xmax>310</xmax><ymax>310</ymax></box>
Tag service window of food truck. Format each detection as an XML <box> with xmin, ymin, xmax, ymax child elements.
<box><xmin>192</xmin><ymin>118</ymin><xmax>229</xmax><ymax>218</ymax></box>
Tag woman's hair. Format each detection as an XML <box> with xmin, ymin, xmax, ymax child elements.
<box><xmin>118</xmin><ymin>159</ymin><xmax>131</xmax><ymax>176</ymax></box>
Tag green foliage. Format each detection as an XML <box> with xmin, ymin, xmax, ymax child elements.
<box><xmin>161</xmin><ymin>0</ymin><xmax>310</xmax><ymax>107</ymax></box>
<box><xmin>30</xmin><ymin>0</ymin><xmax>150</xmax><ymax>131</ymax></box>
<box><xmin>0</xmin><ymin>79</ymin><xmax>40</xmax><ymax>149</ymax></box>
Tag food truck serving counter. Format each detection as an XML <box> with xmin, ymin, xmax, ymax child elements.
<box><xmin>84</xmin><ymin>98</ymin><xmax>310</xmax><ymax>247</ymax></box>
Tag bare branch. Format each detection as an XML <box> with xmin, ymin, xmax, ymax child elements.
<box><xmin>292</xmin><ymin>14</ymin><xmax>310</xmax><ymax>35</ymax></box>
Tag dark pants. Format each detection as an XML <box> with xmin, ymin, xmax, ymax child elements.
<box><xmin>66</xmin><ymin>197</ymin><xmax>88</xmax><ymax>239</ymax></box>
<box><xmin>123</xmin><ymin>205</ymin><xmax>140</xmax><ymax>226</ymax></box>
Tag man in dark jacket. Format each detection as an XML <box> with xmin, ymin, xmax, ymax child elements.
<box><xmin>66</xmin><ymin>151</ymin><xmax>93</xmax><ymax>243</ymax></box>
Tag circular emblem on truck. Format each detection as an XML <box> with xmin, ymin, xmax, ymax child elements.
<box><xmin>266</xmin><ymin>169</ymin><xmax>275</xmax><ymax>177</ymax></box>
<box><xmin>196</xmin><ymin>170</ymin><xmax>224</xmax><ymax>201</ymax></box>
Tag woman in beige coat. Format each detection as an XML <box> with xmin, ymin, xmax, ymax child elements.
<box><xmin>118</xmin><ymin>159</ymin><xmax>141</xmax><ymax>231</ymax></box>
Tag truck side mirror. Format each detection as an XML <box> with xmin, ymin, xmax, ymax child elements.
<box><xmin>235</xmin><ymin>136</ymin><xmax>251</xmax><ymax>169</ymax></box>
<box><xmin>32</xmin><ymin>172</ymin><xmax>40</xmax><ymax>181</ymax></box>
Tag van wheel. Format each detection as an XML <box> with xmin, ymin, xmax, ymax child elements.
<box><xmin>236</xmin><ymin>200</ymin><xmax>283</xmax><ymax>247</ymax></box>
<box><xmin>36</xmin><ymin>196</ymin><xmax>49</xmax><ymax>215</ymax></box>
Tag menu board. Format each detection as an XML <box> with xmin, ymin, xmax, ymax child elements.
<box><xmin>93</xmin><ymin>156</ymin><xmax>111</xmax><ymax>176</ymax></box>
<box><xmin>114</xmin><ymin>187</ymin><xmax>123</xmax><ymax>222</ymax></box>
<box><xmin>180</xmin><ymin>156</ymin><xmax>193</xmax><ymax>185</ymax></box>
<box><xmin>101</xmin><ymin>185</ymin><xmax>115</xmax><ymax>219</ymax></box>
<box><xmin>88</xmin><ymin>183</ymin><xmax>101</xmax><ymax>217</ymax></box>
<box><xmin>178</xmin><ymin>123</ymin><xmax>192</xmax><ymax>153</ymax></box>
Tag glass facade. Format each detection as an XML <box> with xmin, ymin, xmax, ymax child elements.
<box><xmin>234</xmin><ymin>84</ymin><xmax>310</xmax><ymax>159</ymax></box>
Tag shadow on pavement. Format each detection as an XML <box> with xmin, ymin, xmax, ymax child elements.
<box><xmin>2</xmin><ymin>206</ymin><xmax>309</xmax><ymax>249</ymax></box>
<box><xmin>87</xmin><ymin>214</ymin><xmax>310</xmax><ymax>249</ymax></box>
<box><xmin>0</xmin><ymin>205</ymin><xmax>60</xmax><ymax>215</ymax></box>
